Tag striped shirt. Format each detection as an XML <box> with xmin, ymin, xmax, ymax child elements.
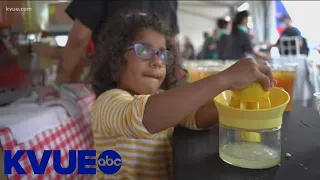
<box><xmin>91</xmin><ymin>89</ymin><xmax>200</xmax><ymax>180</ymax></box>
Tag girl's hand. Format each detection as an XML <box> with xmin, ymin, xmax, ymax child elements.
<box><xmin>221</xmin><ymin>58</ymin><xmax>274</xmax><ymax>91</ymax></box>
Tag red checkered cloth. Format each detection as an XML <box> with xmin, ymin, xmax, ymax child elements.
<box><xmin>0</xmin><ymin>84</ymin><xmax>96</xmax><ymax>179</ymax></box>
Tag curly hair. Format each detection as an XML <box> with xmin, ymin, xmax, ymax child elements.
<box><xmin>86</xmin><ymin>12</ymin><xmax>184</xmax><ymax>97</ymax></box>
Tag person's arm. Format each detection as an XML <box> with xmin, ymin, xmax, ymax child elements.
<box><xmin>55</xmin><ymin>0</ymin><xmax>104</xmax><ymax>84</ymax></box>
<box><xmin>266</xmin><ymin>41</ymin><xmax>278</xmax><ymax>49</ymax></box>
<box><xmin>208</xmin><ymin>43</ymin><xmax>217</xmax><ymax>51</ymax></box>
<box><xmin>267</xmin><ymin>36</ymin><xmax>282</xmax><ymax>49</ymax></box>
<box><xmin>92</xmin><ymin>74</ymin><xmax>226</xmax><ymax>139</ymax></box>
<box><xmin>252</xmin><ymin>50</ymin><xmax>269</xmax><ymax>60</ymax></box>
<box><xmin>92</xmin><ymin>89</ymin><xmax>155</xmax><ymax>139</ymax></box>
<box><xmin>55</xmin><ymin>20</ymin><xmax>92</xmax><ymax>84</ymax></box>
<box><xmin>143</xmin><ymin>59</ymin><xmax>273</xmax><ymax>134</ymax></box>
<box><xmin>92</xmin><ymin>59</ymin><xmax>273</xmax><ymax>137</ymax></box>
<box><xmin>92</xmin><ymin>87</ymin><xmax>216</xmax><ymax>138</ymax></box>
<box><xmin>33</xmin><ymin>43</ymin><xmax>62</xmax><ymax>59</ymax></box>
<box><xmin>179</xmin><ymin>100</ymin><xmax>218</xmax><ymax>130</ymax></box>
<box><xmin>175</xmin><ymin>78</ymin><xmax>219</xmax><ymax>130</ymax></box>
<box><xmin>242</xmin><ymin>33</ymin><xmax>269</xmax><ymax>60</ymax></box>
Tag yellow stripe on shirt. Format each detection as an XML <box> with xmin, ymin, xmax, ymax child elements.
<box><xmin>91</xmin><ymin>88</ymin><xmax>199</xmax><ymax>179</ymax></box>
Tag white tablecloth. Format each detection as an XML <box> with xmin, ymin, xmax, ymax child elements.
<box><xmin>0</xmin><ymin>91</ymin><xmax>82</xmax><ymax>143</ymax></box>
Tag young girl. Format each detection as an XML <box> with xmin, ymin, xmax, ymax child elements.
<box><xmin>88</xmin><ymin>12</ymin><xmax>273</xmax><ymax>180</ymax></box>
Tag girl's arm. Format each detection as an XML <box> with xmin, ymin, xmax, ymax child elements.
<box><xmin>92</xmin><ymin>89</ymin><xmax>157</xmax><ymax>139</ymax></box>
<box><xmin>92</xmin><ymin>59</ymin><xmax>273</xmax><ymax>138</ymax></box>
<box><xmin>143</xmin><ymin>74</ymin><xmax>225</xmax><ymax>134</ymax></box>
<box><xmin>143</xmin><ymin>59</ymin><xmax>273</xmax><ymax>134</ymax></box>
<box><xmin>91</xmin><ymin>74</ymin><xmax>226</xmax><ymax>139</ymax></box>
<box><xmin>194</xmin><ymin>100</ymin><xmax>219</xmax><ymax>128</ymax></box>
<box><xmin>178</xmin><ymin>100</ymin><xmax>219</xmax><ymax>130</ymax></box>
<box><xmin>176</xmin><ymin>80</ymin><xmax>219</xmax><ymax>130</ymax></box>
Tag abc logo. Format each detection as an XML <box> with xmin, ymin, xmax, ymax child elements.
<box><xmin>98</xmin><ymin>150</ymin><xmax>122</xmax><ymax>174</ymax></box>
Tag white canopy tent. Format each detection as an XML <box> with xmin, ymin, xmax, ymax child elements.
<box><xmin>41</xmin><ymin>0</ymin><xmax>276</xmax><ymax>50</ymax></box>
<box><xmin>177</xmin><ymin>1</ymin><xmax>277</xmax><ymax>53</ymax></box>
<box><xmin>177</xmin><ymin>1</ymin><xmax>243</xmax><ymax>52</ymax></box>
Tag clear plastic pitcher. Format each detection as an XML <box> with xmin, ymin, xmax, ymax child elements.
<box><xmin>214</xmin><ymin>84</ymin><xmax>290</xmax><ymax>169</ymax></box>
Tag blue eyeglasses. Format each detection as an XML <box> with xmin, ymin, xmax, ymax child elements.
<box><xmin>127</xmin><ymin>43</ymin><xmax>175</xmax><ymax>65</ymax></box>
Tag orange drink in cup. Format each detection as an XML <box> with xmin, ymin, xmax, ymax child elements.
<box><xmin>189</xmin><ymin>67</ymin><xmax>201</xmax><ymax>82</ymax></box>
<box><xmin>270</xmin><ymin>64</ymin><xmax>297</xmax><ymax>111</ymax></box>
<box><xmin>184</xmin><ymin>61</ymin><xmax>201</xmax><ymax>82</ymax></box>
<box><xmin>185</xmin><ymin>60</ymin><xmax>234</xmax><ymax>82</ymax></box>
<box><xmin>199</xmin><ymin>67</ymin><xmax>220</xmax><ymax>79</ymax></box>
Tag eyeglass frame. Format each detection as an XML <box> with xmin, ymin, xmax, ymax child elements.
<box><xmin>126</xmin><ymin>43</ymin><xmax>175</xmax><ymax>65</ymax></box>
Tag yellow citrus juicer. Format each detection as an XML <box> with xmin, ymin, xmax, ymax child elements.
<box><xmin>213</xmin><ymin>82</ymin><xmax>290</xmax><ymax>169</ymax></box>
<box><xmin>230</xmin><ymin>82</ymin><xmax>272</xmax><ymax>110</ymax></box>
<box><xmin>230</xmin><ymin>82</ymin><xmax>271</xmax><ymax>142</ymax></box>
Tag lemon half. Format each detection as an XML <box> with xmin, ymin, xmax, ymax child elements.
<box><xmin>232</xmin><ymin>82</ymin><xmax>270</xmax><ymax>103</ymax></box>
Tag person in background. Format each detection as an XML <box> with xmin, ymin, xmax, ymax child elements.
<box><xmin>203</xmin><ymin>32</ymin><xmax>209</xmax><ymax>41</ymax></box>
<box><xmin>278</xmin><ymin>14</ymin><xmax>302</xmax><ymax>40</ymax></box>
<box><xmin>202</xmin><ymin>29</ymin><xmax>218</xmax><ymax>60</ymax></box>
<box><xmin>215</xmin><ymin>19</ymin><xmax>229</xmax><ymax>41</ymax></box>
<box><xmin>197</xmin><ymin>32</ymin><xmax>210</xmax><ymax>59</ymax></box>
<box><xmin>221</xmin><ymin>10</ymin><xmax>269</xmax><ymax>60</ymax></box>
<box><xmin>38</xmin><ymin>0</ymin><xmax>180</xmax><ymax>102</ymax></box>
<box><xmin>268</xmin><ymin>14</ymin><xmax>307</xmax><ymax>55</ymax></box>
<box><xmin>215</xmin><ymin>18</ymin><xmax>229</xmax><ymax>59</ymax></box>
<box><xmin>182</xmin><ymin>37</ymin><xmax>195</xmax><ymax>60</ymax></box>
<box><xmin>202</xmin><ymin>19</ymin><xmax>230</xmax><ymax>60</ymax></box>
<box><xmin>89</xmin><ymin>12</ymin><xmax>274</xmax><ymax>179</ymax></box>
